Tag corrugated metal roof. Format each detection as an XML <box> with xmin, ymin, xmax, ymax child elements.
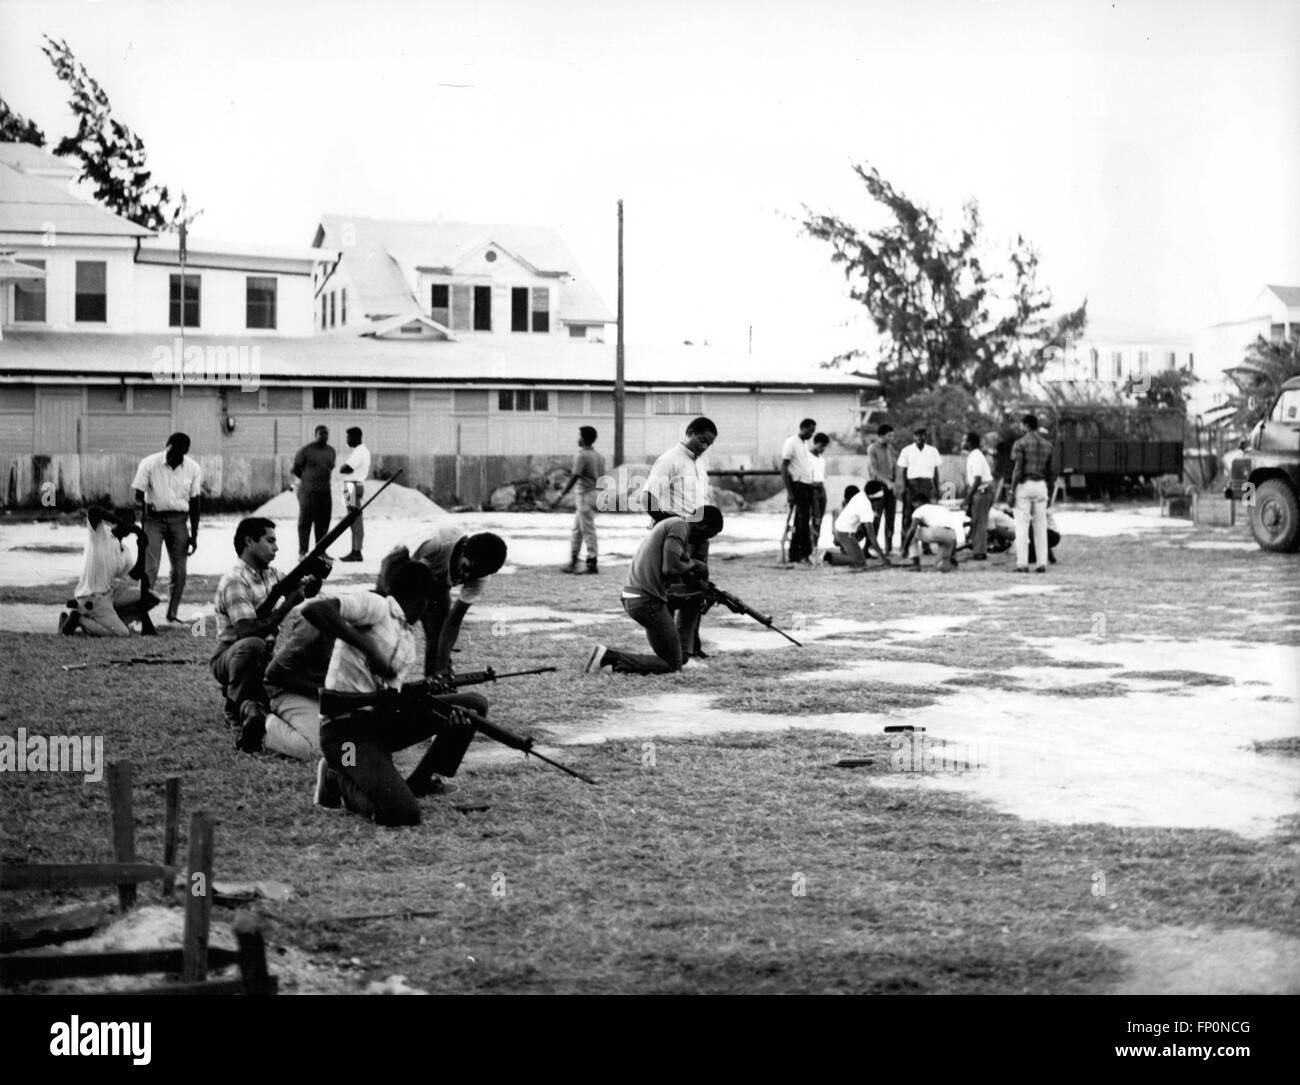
<box><xmin>316</xmin><ymin>214</ymin><xmax>614</xmax><ymax>325</ymax></box>
<box><xmin>0</xmin><ymin>142</ymin><xmax>79</xmax><ymax>175</ymax></box>
<box><xmin>0</xmin><ymin>331</ymin><xmax>879</xmax><ymax>390</ymax></box>
<box><xmin>0</xmin><ymin>162</ymin><xmax>154</xmax><ymax>238</ymax></box>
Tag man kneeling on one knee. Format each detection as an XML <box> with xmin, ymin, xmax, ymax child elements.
<box><xmin>308</xmin><ymin>560</ymin><xmax>486</xmax><ymax>827</ymax></box>
<box><xmin>825</xmin><ymin>480</ymin><xmax>893</xmax><ymax>569</ymax></box>
<box><xmin>585</xmin><ymin>506</ymin><xmax>723</xmax><ymax>676</ymax></box>
<box><xmin>212</xmin><ymin>517</ymin><xmax>323</xmax><ymax>751</ymax></box>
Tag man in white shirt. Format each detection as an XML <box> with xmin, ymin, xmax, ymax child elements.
<box><xmin>307</xmin><ymin>561</ymin><xmax>480</xmax><ymax>826</ymax></box>
<box><xmin>338</xmin><ymin>426</ymin><xmax>371</xmax><ymax>563</ymax></box>
<box><xmin>895</xmin><ymin>426</ymin><xmax>942</xmax><ymax>537</ymax></box>
<box><xmin>131</xmin><ymin>432</ymin><xmax>203</xmax><ymax>625</ymax></box>
<box><xmin>62</xmin><ymin>507</ymin><xmax>155</xmax><ymax>636</ymax></box>
<box><xmin>640</xmin><ymin>417</ymin><xmax>716</xmax><ymax>523</ymax></box>
<box><xmin>963</xmin><ymin>431</ymin><xmax>994</xmax><ymax>562</ymax></box>
<box><xmin>825</xmin><ymin>481</ymin><xmax>893</xmax><ymax>568</ymax></box>
<box><xmin>781</xmin><ymin>418</ymin><xmax>818</xmax><ymax>563</ymax></box>
<box><xmin>901</xmin><ymin>501</ymin><xmax>966</xmax><ymax>572</ymax></box>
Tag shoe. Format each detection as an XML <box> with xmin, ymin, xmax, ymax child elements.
<box><xmin>340</xmin><ymin>552</ymin><xmax>363</xmax><ymax>563</ymax></box>
<box><xmin>223</xmin><ymin>699</ymin><xmax>241</xmax><ymax>730</ymax></box>
<box><xmin>1049</xmin><ymin>552</ymin><xmax>1058</xmax><ymax>565</ymax></box>
<box><xmin>585</xmin><ymin>560</ymin><xmax>598</xmax><ymax>575</ymax></box>
<box><xmin>822</xmin><ymin>552</ymin><xmax>834</xmax><ymax>564</ymax></box>
<box><xmin>1034</xmin><ymin>566</ymin><xmax>1047</xmax><ymax>574</ymax></box>
<box><xmin>236</xmin><ymin>702</ymin><xmax>268</xmax><ymax>753</ymax></box>
<box><xmin>560</xmin><ymin>559</ymin><xmax>579</xmax><ymax>574</ymax></box>
<box><xmin>410</xmin><ymin>777</ymin><xmax>457</xmax><ymax>798</ymax></box>
<box><xmin>314</xmin><ymin>759</ymin><xmax>343</xmax><ymax>810</ymax></box>
<box><xmin>65</xmin><ymin>597</ymin><xmax>78</xmax><ymax>609</ymax></box>
<box><xmin>585</xmin><ymin>644</ymin><xmax>609</xmax><ymax>673</ymax></box>
<box><xmin>1014</xmin><ymin>566</ymin><xmax>1029</xmax><ymax>574</ymax></box>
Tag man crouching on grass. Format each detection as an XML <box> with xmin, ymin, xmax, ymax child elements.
<box><xmin>585</xmin><ymin>506</ymin><xmax>723</xmax><ymax>676</ymax></box>
<box><xmin>307</xmin><ymin>560</ymin><xmax>483</xmax><ymax>827</ymax></box>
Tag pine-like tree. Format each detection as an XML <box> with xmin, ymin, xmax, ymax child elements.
<box><xmin>0</xmin><ymin>98</ymin><xmax>46</xmax><ymax>145</ymax></box>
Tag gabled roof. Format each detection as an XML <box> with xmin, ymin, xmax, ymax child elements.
<box><xmin>1263</xmin><ymin>285</ymin><xmax>1300</xmax><ymax>308</ymax></box>
<box><xmin>0</xmin><ymin>142</ymin><xmax>79</xmax><ymax>177</ymax></box>
<box><xmin>0</xmin><ymin>331</ymin><xmax>880</xmax><ymax>391</ymax></box>
<box><xmin>314</xmin><ymin>215</ymin><xmax>614</xmax><ymax>325</ymax></box>
<box><xmin>0</xmin><ymin>162</ymin><xmax>154</xmax><ymax>238</ymax></box>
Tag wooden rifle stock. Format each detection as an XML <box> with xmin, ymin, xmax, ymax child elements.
<box><xmin>257</xmin><ymin>470</ymin><xmax>403</xmax><ymax>620</ymax></box>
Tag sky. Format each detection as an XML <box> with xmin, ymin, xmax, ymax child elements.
<box><xmin>1</xmin><ymin>0</ymin><xmax>1297</xmax><ymax>361</ymax></box>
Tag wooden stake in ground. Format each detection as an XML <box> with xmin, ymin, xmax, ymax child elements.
<box><xmin>105</xmin><ymin>761</ymin><xmax>135</xmax><ymax>912</ymax></box>
<box><xmin>232</xmin><ymin>912</ymin><xmax>273</xmax><ymax>995</ymax></box>
<box><xmin>162</xmin><ymin>776</ymin><xmax>180</xmax><ymax>900</ymax></box>
<box><xmin>182</xmin><ymin>811</ymin><xmax>214</xmax><ymax>982</ymax></box>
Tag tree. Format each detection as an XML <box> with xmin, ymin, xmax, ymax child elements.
<box><xmin>1140</xmin><ymin>367</ymin><xmax>1197</xmax><ymax>411</ymax></box>
<box><xmin>1223</xmin><ymin>335</ymin><xmax>1300</xmax><ymax>429</ymax></box>
<box><xmin>40</xmin><ymin>36</ymin><xmax>182</xmax><ymax>230</ymax></box>
<box><xmin>885</xmin><ymin>385</ymin><xmax>994</xmax><ymax>455</ymax></box>
<box><xmin>802</xmin><ymin>163</ymin><xmax>1087</xmax><ymax>400</ymax></box>
<box><xmin>0</xmin><ymin>98</ymin><xmax>45</xmax><ymax>145</ymax></box>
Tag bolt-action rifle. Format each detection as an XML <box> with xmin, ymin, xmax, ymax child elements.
<box><xmin>699</xmin><ymin>579</ymin><xmax>803</xmax><ymax>646</ymax></box>
<box><xmin>256</xmin><ymin>470</ymin><xmax>403</xmax><ymax>621</ymax></box>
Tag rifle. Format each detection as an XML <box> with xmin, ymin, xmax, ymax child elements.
<box><xmin>446</xmin><ymin>666</ymin><xmax>557</xmax><ymax>688</ymax></box>
<box><xmin>317</xmin><ymin>685</ymin><xmax>597</xmax><ymax>786</ymax></box>
<box><xmin>63</xmin><ymin>658</ymin><xmax>197</xmax><ymax>672</ymax></box>
<box><xmin>257</xmin><ymin>471</ymin><xmax>403</xmax><ymax>620</ymax></box>
<box><xmin>699</xmin><ymin>578</ymin><xmax>803</xmax><ymax>647</ymax></box>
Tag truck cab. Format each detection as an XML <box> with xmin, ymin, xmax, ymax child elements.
<box><xmin>1228</xmin><ymin>375</ymin><xmax>1300</xmax><ymax>551</ymax></box>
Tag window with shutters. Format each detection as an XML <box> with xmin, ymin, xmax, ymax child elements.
<box><xmin>430</xmin><ymin>282</ymin><xmax>490</xmax><ymax>330</ymax></box>
<box><xmin>511</xmin><ymin>286</ymin><xmax>550</xmax><ymax>332</ymax></box>
<box><xmin>1111</xmin><ymin>351</ymin><xmax>1122</xmax><ymax>380</ymax></box>
<box><xmin>473</xmin><ymin>285</ymin><xmax>491</xmax><ymax>330</ymax></box>
<box><xmin>340</xmin><ymin>287</ymin><xmax>347</xmax><ymax>325</ymax></box>
<box><xmin>431</xmin><ymin>283</ymin><xmax>450</xmax><ymax>326</ymax></box>
<box><xmin>76</xmin><ymin>261</ymin><xmax>107</xmax><ymax>322</ymax></box>
<box><xmin>329</xmin><ymin>292</ymin><xmax>336</xmax><ymax>328</ymax></box>
<box><xmin>13</xmin><ymin>260</ymin><xmax>45</xmax><ymax>321</ymax></box>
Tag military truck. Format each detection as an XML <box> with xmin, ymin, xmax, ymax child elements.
<box><xmin>1227</xmin><ymin>374</ymin><xmax>1300</xmax><ymax>551</ymax></box>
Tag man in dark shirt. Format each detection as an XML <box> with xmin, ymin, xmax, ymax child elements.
<box><xmin>1009</xmin><ymin>413</ymin><xmax>1056</xmax><ymax>573</ymax></box>
<box><xmin>584</xmin><ymin>507</ymin><xmax>723</xmax><ymax>676</ymax></box>
<box><xmin>292</xmin><ymin>425</ymin><xmax>337</xmax><ymax>560</ymax></box>
<box><xmin>553</xmin><ymin>425</ymin><xmax>606</xmax><ymax>574</ymax></box>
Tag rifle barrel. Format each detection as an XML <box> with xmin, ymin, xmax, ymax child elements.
<box><xmin>526</xmin><ymin>749</ymin><xmax>598</xmax><ymax>786</ymax></box>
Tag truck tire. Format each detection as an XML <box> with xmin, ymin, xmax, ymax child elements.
<box><xmin>1249</xmin><ymin>478</ymin><xmax>1300</xmax><ymax>552</ymax></box>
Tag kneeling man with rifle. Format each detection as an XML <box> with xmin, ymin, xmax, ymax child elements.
<box><xmin>585</xmin><ymin>506</ymin><xmax>724</xmax><ymax>676</ymax></box>
<box><xmin>308</xmin><ymin>561</ymin><xmax>497</xmax><ymax>825</ymax></box>
<box><xmin>212</xmin><ymin>517</ymin><xmax>327</xmax><ymax>752</ymax></box>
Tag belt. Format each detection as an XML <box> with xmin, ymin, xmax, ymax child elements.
<box><xmin>1022</xmin><ymin>475</ymin><xmax>1045</xmax><ymax>481</ymax></box>
<box><xmin>145</xmin><ymin>507</ymin><xmax>188</xmax><ymax>516</ymax></box>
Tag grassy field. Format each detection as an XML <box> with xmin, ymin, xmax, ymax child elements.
<box><xmin>1</xmin><ymin>522</ymin><xmax>1298</xmax><ymax>994</ymax></box>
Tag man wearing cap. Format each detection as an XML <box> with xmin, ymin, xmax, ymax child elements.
<box><xmin>131</xmin><ymin>432</ymin><xmax>202</xmax><ymax>626</ymax></box>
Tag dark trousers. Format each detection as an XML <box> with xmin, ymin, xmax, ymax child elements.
<box><xmin>210</xmin><ymin>636</ymin><xmax>270</xmax><ymax>711</ymax></box>
<box><xmin>320</xmin><ymin>691</ymin><xmax>487</xmax><ymax>827</ymax></box>
<box><xmin>968</xmin><ymin>488</ymin><xmax>993</xmax><ymax>557</ymax></box>
<box><xmin>825</xmin><ymin>530</ymin><xmax>867</xmax><ymax>566</ymax></box>
<box><xmin>143</xmin><ymin>511</ymin><xmax>189</xmax><ymax>619</ymax></box>
<box><xmin>872</xmin><ymin>488</ymin><xmax>897</xmax><ymax>553</ymax></box>
<box><xmin>608</xmin><ymin>596</ymin><xmax>683</xmax><ymax>675</ymax></box>
<box><xmin>809</xmin><ymin>483</ymin><xmax>827</xmax><ymax>553</ymax></box>
<box><xmin>297</xmin><ymin>491</ymin><xmax>332</xmax><ymax>555</ymax></box>
<box><xmin>902</xmin><ymin>479</ymin><xmax>935</xmax><ymax>534</ymax></box>
<box><xmin>788</xmin><ymin>482</ymin><xmax>815</xmax><ymax>562</ymax></box>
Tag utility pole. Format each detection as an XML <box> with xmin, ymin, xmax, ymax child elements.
<box><xmin>614</xmin><ymin>199</ymin><xmax>625</xmax><ymax>468</ymax></box>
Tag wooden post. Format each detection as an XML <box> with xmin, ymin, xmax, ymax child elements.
<box><xmin>105</xmin><ymin>761</ymin><xmax>135</xmax><ymax>912</ymax></box>
<box><xmin>162</xmin><ymin>777</ymin><xmax>180</xmax><ymax>899</ymax></box>
<box><xmin>232</xmin><ymin>912</ymin><xmax>273</xmax><ymax>995</ymax></box>
<box><xmin>181</xmin><ymin>811</ymin><xmax>214</xmax><ymax>982</ymax></box>
<box><xmin>614</xmin><ymin>198</ymin><xmax>625</xmax><ymax>469</ymax></box>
